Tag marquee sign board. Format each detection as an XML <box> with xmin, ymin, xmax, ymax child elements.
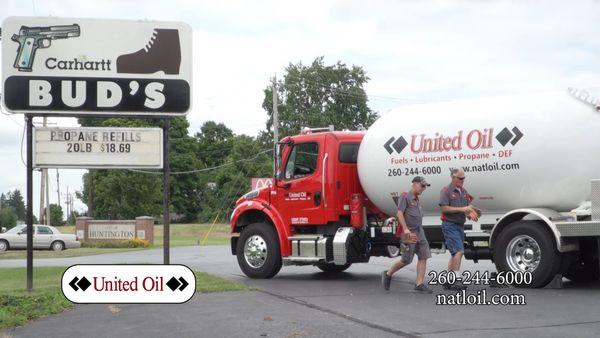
<box><xmin>33</xmin><ymin>127</ymin><xmax>163</xmax><ymax>169</ymax></box>
<box><xmin>1</xmin><ymin>16</ymin><xmax>192</xmax><ymax>116</ymax></box>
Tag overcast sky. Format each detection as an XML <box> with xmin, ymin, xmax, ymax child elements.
<box><xmin>1</xmin><ymin>0</ymin><xmax>599</xmax><ymax>219</ymax></box>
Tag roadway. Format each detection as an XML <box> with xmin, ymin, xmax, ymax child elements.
<box><xmin>2</xmin><ymin>245</ymin><xmax>600</xmax><ymax>337</ymax></box>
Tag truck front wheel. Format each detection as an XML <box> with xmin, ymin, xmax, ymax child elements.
<box><xmin>236</xmin><ymin>222</ymin><xmax>282</xmax><ymax>279</ymax></box>
<box><xmin>494</xmin><ymin>221</ymin><xmax>562</xmax><ymax>288</ymax></box>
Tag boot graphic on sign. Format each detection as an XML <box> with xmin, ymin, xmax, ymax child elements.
<box><xmin>116</xmin><ymin>28</ymin><xmax>181</xmax><ymax>75</ymax></box>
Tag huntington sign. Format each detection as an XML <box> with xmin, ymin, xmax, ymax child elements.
<box><xmin>76</xmin><ymin>217</ymin><xmax>154</xmax><ymax>243</ymax></box>
<box><xmin>1</xmin><ymin>16</ymin><xmax>192</xmax><ymax>115</ymax></box>
<box><xmin>88</xmin><ymin>223</ymin><xmax>135</xmax><ymax>240</ymax></box>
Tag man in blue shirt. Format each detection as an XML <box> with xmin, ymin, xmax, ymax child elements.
<box><xmin>439</xmin><ymin>168</ymin><xmax>478</xmax><ymax>290</ymax></box>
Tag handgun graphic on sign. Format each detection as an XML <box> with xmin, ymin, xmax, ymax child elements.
<box><xmin>11</xmin><ymin>24</ymin><xmax>80</xmax><ymax>72</ymax></box>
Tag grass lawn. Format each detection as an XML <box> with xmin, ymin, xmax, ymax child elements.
<box><xmin>0</xmin><ymin>223</ymin><xmax>231</xmax><ymax>260</ymax></box>
<box><xmin>153</xmin><ymin>223</ymin><xmax>231</xmax><ymax>247</ymax></box>
<box><xmin>0</xmin><ymin>266</ymin><xmax>250</xmax><ymax>329</ymax></box>
<box><xmin>0</xmin><ymin>247</ymin><xmax>146</xmax><ymax>260</ymax></box>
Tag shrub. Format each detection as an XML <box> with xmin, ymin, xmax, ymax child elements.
<box><xmin>81</xmin><ymin>239</ymin><xmax>151</xmax><ymax>248</ymax></box>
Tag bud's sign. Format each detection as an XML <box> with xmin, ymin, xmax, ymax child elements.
<box><xmin>1</xmin><ymin>16</ymin><xmax>192</xmax><ymax>116</ymax></box>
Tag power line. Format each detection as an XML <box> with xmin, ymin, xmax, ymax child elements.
<box><xmin>283</xmin><ymin>73</ymin><xmax>447</xmax><ymax>103</ymax></box>
<box><xmin>128</xmin><ymin>149</ymin><xmax>272</xmax><ymax>175</ymax></box>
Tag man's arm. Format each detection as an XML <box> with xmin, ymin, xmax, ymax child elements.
<box><xmin>396</xmin><ymin>210</ymin><xmax>417</xmax><ymax>244</ymax></box>
<box><xmin>396</xmin><ymin>210</ymin><xmax>410</xmax><ymax>235</ymax></box>
<box><xmin>440</xmin><ymin>205</ymin><xmax>469</xmax><ymax>214</ymax></box>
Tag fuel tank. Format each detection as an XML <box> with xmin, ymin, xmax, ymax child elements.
<box><xmin>357</xmin><ymin>90</ymin><xmax>600</xmax><ymax>216</ymax></box>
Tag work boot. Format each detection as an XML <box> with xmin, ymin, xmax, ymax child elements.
<box><xmin>381</xmin><ymin>270</ymin><xmax>392</xmax><ymax>291</ymax></box>
<box><xmin>117</xmin><ymin>28</ymin><xmax>181</xmax><ymax>75</ymax></box>
<box><xmin>414</xmin><ymin>283</ymin><xmax>433</xmax><ymax>294</ymax></box>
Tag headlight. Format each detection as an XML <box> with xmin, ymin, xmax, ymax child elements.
<box><xmin>243</xmin><ymin>190</ymin><xmax>259</xmax><ymax>200</ymax></box>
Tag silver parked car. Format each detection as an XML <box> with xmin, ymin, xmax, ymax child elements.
<box><xmin>0</xmin><ymin>224</ymin><xmax>81</xmax><ymax>252</ymax></box>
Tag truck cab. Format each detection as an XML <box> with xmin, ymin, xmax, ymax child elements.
<box><xmin>230</xmin><ymin>127</ymin><xmax>398</xmax><ymax>278</ymax></box>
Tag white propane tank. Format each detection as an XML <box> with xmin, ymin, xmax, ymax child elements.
<box><xmin>357</xmin><ymin>90</ymin><xmax>600</xmax><ymax>217</ymax></box>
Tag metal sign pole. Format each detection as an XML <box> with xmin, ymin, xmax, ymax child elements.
<box><xmin>163</xmin><ymin>118</ymin><xmax>170</xmax><ymax>264</ymax></box>
<box><xmin>26</xmin><ymin>114</ymin><xmax>34</xmax><ymax>291</ymax></box>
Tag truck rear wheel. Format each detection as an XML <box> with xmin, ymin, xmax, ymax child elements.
<box><xmin>494</xmin><ymin>221</ymin><xmax>561</xmax><ymax>288</ymax></box>
<box><xmin>236</xmin><ymin>222</ymin><xmax>282</xmax><ymax>279</ymax></box>
<box><xmin>316</xmin><ymin>263</ymin><xmax>351</xmax><ymax>273</ymax></box>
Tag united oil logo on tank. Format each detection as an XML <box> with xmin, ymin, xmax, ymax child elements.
<box><xmin>383</xmin><ymin>127</ymin><xmax>523</xmax><ymax>155</ymax></box>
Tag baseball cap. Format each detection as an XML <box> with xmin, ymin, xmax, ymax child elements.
<box><xmin>412</xmin><ymin>176</ymin><xmax>430</xmax><ymax>186</ymax></box>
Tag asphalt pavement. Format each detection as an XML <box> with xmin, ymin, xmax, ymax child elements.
<box><xmin>2</xmin><ymin>245</ymin><xmax>600</xmax><ymax>337</ymax></box>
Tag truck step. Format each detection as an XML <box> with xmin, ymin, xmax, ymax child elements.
<box><xmin>282</xmin><ymin>257</ymin><xmax>325</xmax><ymax>266</ymax></box>
<box><xmin>288</xmin><ymin>235</ymin><xmax>331</xmax><ymax>262</ymax></box>
<box><xmin>288</xmin><ymin>235</ymin><xmax>322</xmax><ymax>241</ymax></box>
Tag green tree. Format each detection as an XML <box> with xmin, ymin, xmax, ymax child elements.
<box><xmin>46</xmin><ymin>204</ymin><xmax>64</xmax><ymax>227</ymax></box>
<box><xmin>0</xmin><ymin>193</ymin><xmax>6</xmax><ymax>209</ymax></box>
<box><xmin>196</xmin><ymin>134</ymin><xmax>272</xmax><ymax>222</ymax></box>
<box><xmin>262</xmin><ymin>56</ymin><xmax>378</xmax><ymax>138</ymax></box>
<box><xmin>195</xmin><ymin>121</ymin><xmax>234</xmax><ymax>167</ymax></box>
<box><xmin>91</xmin><ymin>170</ymin><xmax>161</xmax><ymax>219</ymax></box>
<box><xmin>6</xmin><ymin>190</ymin><xmax>26</xmax><ymax>221</ymax></box>
<box><xmin>67</xmin><ymin>210</ymin><xmax>81</xmax><ymax>226</ymax></box>
<box><xmin>0</xmin><ymin>207</ymin><xmax>18</xmax><ymax>229</ymax></box>
<box><xmin>169</xmin><ymin>117</ymin><xmax>202</xmax><ymax>222</ymax></box>
<box><xmin>77</xmin><ymin>117</ymin><xmax>201</xmax><ymax>221</ymax></box>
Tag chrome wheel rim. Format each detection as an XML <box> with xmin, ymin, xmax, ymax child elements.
<box><xmin>53</xmin><ymin>242</ymin><xmax>63</xmax><ymax>251</ymax></box>
<box><xmin>0</xmin><ymin>242</ymin><xmax>6</xmax><ymax>251</ymax></box>
<box><xmin>243</xmin><ymin>235</ymin><xmax>267</xmax><ymax>269</ymax></box>
<box><xmin>506</xmin><ymin>235</ymin><xmax>541</xmax><ymax>272</ymax></box>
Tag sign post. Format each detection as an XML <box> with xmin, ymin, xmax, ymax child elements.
<box><xmin>163</xmin><ymin>119</ymin><xmax>170</xmax><ymax>265</ymax></box>
<box><xmin>1</xmin><ymin>16</ymin><xmax>192</xmax><ymax>290</ymax></box>
<box><xmin>26</xmin><ymin>115</ymin><xmax>33</xmax><ymax>292</ymax></box>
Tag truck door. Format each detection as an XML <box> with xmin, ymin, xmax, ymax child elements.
<box><xmin>277</xmin><ymin>141</ymin><xmax>326</xmax><ymax>226</ymax></box>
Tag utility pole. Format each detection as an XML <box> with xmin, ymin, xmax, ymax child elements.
<box><xmin>88</xmin><ymin>171</ymin><xmax>93</xmax><ymax>217</ymax></box>
<box><xmin>272</xmin><ymin>74</ymin><xmax>279</xmax><ymax>176</ymax></box>
<box><xmin>46</xmin><ymin>171</ymin><xmax>50</xmax><ymax>225</ymax></box>
<box><xmin>66</xmin><ymin>186</ymin><xmax>70</xmax><ymax>221</ymax></box>
<box><xmin>40</xmin><ymin>166</ymin><xmax>46</xmax><ymax>223</ymax></box>
<box><xmin>272</xmin><ymin>74</ymin><xmax>278</xmax><ymax>148</ymax></box>
<box><xmin>70</xmin><ymin>192</ymin><xmax>74</xmax><ymax>221</ymax></box>
<box><xmin>56</xmin><ymin>169</ymin><xmax>61</xmax><ymax>208</ymax></box>
<box><xmin>40</xmin><ymin>117</ymin><xmax>47</xmax><ymax>224</ymax></box>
